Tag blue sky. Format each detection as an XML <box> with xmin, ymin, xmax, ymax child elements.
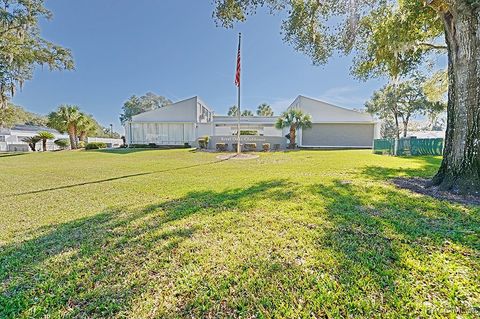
<box><xmin>12</xmin><ymin>0</ymin><xmax>387</xmax><ymax>129</ymax></box>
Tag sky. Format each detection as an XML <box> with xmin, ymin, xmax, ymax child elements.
<box><xmin>12</xmin><ymin>0</ymin><xmax>387</xmax><ymax>130</ymax></box>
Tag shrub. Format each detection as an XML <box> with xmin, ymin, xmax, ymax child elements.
<box><xmin>262</xmin><ymin>143</ymin><xmax>270</xmax><ymax>152</ymax></box>
<box><xmin>78</xmin><ymin>141</ymin><xmax>86</xmax><ymax>149</ymax></box>
<box><xmin>54</xmin><ymin>139</ymin><xmax>70</xmax><ymax>150</ymax></box>
<box><xmin>240</xmin><ymin>130</ymin><xmax>258</xmax><ymax>136</ymax></box>
<box><xmin>85</xmin><ymin>142</ymin><xmax>107</xmax><ymax>150</ymax></box>
<box><xmin>244</xmin><ymin>143</ymin><xmax>257</xmax><ymax>152</ymax></box>
<box><xmin>198</xmin><ymin>136</ymin><xmax>209</xmax><ymax>149</ymax></box>
<box><xmin>273</xmin><ymin>144</ymin><xmax>281</xmax><ymax>151</ymax></box>
<box><xmin>216</xmin><ymin>143</ymin><xmax>228</xmax><ymax>152</ymax></box>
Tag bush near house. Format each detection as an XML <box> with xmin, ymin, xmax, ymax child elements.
<box><xmin>240</xmin><ymin>130</ymin><xmax>257</xmax><ymax>136</ymax></box>
<box><xmin>216</xmin><ymin>143</ymin><xmax>228</xmax><ymax>152</ymax></box>
<box><xmin>54</xmin><ymin>139</ymin><xmax>70</xmax><ymax>150</ymax></box>
<box><xmin>244</xmin><ymin>143</ymin><xmax>257</xmax><ymax>152</ymax></box>
<box><xmin>85</xmin><ymin>142</ymin><xmax>107</xmax><ymax>150</ymax></box>
<box><xmin>262</xmin><ymin>143</ymin><xmax>270</xmax><ymax>152</ymax></box>
<box><xmin>198</xmin><ymin>136</ymin><xmax>209</xmax><ymax>149</ymax></box>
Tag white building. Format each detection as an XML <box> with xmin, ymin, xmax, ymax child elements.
<box><xmin>124</xmin><ymin>95</ymin><xmax>380</xmax><ymax>150</ymax></box>
<box><xmin>0</xmin><ymin>125</ymin><xmax>69</xmax><ymax>152</ymax></box>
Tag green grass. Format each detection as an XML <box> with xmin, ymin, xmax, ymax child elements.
<box><xmin>0</xmin><ymin>149</ymin><xmax>478</xmax><ymax>318</ymax></box>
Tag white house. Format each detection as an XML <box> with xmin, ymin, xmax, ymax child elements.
<box><xmin>124</xmin><ymin>95</ymin><xmax>380</xmax><ymax>150</ymax></box>
<box><xmin>0</xmin><ymin>125</ymin><xmax>69</xmax><ymax>152</ymax></box>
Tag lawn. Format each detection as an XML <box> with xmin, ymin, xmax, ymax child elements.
<box><xmin>0</xmin><ymin>149</ymin><xmax>478</xmax><ymax>318</ymax></box>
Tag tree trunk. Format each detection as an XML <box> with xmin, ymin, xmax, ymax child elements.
<box><xmin>289</xmin><ymin>125</ymin><xmax>296</xmax><ymax>149</ymax></box>
<box><xmin>391</xmin><ymin>77</ymin><xmax>401</xmax><ymax>140</ymax></box>
<box><xmin>68</xmin><ymin>125</ymin><xmax>77</xmax><ymax>150</ymax></box>
<box><xmin>431</xmin><ymin>2</ymin><xmax>480</xmax><ymax>194</ymax></box>
<box><xmin>79</xmin><ymin>132</ymin><xmax>87</xmax><ymax>142</ymax></box>
<box><xmin>402</xmin><ymin>115</ymin><xmax>410</xmax><ymax>138</ymax></box>
<box><xmin>42</xmin><ymin>139</ymin><xmax>47</xmax><ymax>152</ymax></box>
<box><xmin>393</xmin><ymin>112</ymin><xmax>400</xmax><ymax>140</ymax></box>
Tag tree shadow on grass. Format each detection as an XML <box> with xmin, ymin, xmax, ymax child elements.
<box><xmin>0</xmin><ymin>153</ymin><xmax>27</xmax><ymax>159</ymax></box>
<box><xmin>0</xmin><ymin>180</ymin><xmax>289</xmax><ymax>318</ymax></box>
<box><xmin>7</xmin><ymin>157</ymin><xmax>230</xmax><ymax>197</ymax></box>
<box><xmin>363</xmin><ymin>156</ymin><xmax>442</xmax><ymax>180</ymax></box>
<box><xmin>310</xmin><ymin>180</ymin><xmax>479</xmax><ymax>317</ymax></box>
<box><xmin>95</xmin><ymin>148</ymin><xmax>179</xmax><ymax>155</ymax></box>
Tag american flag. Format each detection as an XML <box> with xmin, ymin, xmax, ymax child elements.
<box><xmin>235</xmin><ymin>34</ymin><xmax>241</xmax><ymax>87</ymax></box>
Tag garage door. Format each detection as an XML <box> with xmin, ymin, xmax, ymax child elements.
<box><xmin>302</xmin><ymin>123</ymin><xmax>374</xmax><ymax>148</ymax></box>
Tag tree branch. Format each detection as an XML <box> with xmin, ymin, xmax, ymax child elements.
<box><xmin>417</xmin><ymin>42</ymin><xmax>448</xmax><ymax>50</ymax></box>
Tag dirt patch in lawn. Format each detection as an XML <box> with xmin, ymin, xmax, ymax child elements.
<box><xmin>392</xmin><ymin>177</ymin><xmax>480</xmax><ymax>206</ymax></box>
<box><xmin>216</xmin><ymin>154</ymin><xmax>259</xmax><ymax>160</ymax></box>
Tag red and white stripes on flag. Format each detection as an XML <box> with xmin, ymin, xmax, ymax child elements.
<box><xmin>235</xmin><ymin>34</ymin><xmax>241</xmax><ymax>87</ymax></box>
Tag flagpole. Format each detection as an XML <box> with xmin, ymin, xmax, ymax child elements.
<box><xmin>236</xmin><ymin>33</ymin><xmax>242</xmax><ymax>154</ymax></box>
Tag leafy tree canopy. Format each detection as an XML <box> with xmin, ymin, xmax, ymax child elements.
<box><xmin>120</xmin><ymin>93</ymin><xmax>172</xmax><ymax>124</ymax></box>
<box><xmin>214</xmin><ymin>0</ymin><xmax>443</xmax><ymax>80</ymax></box>
<box><xmin>0</xmin><ymin>103</ymin><xmax>47</xmax><ymax>128</ymax></box>
<box><xmin>0</xmin><ymin>0</ymin><xmax>74</xmax><ymax>108</ymax></box>
<box><xmin>365</xmin><ymin>75</ymin><xmax>439</xmax><ymax>137</ymax></box>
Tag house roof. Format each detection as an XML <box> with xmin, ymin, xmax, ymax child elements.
<box><xmin>10</xmin><ymin>125</ymin><xmax>60</xmax><ymax>134</ymax></box>
<box><xmin>289</xmin><ymin>95</ymin><xmax>375</xmax><ymax>123</ymax></box>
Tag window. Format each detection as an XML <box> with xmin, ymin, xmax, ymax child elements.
<box><xmin>0</xmin><ymin>136</ymin><xmax>5</xmax><ymax>142</ymax></box>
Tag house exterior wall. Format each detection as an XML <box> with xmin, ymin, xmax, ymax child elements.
<box><xmin>125</xmin><ymin>95</ymin><xmax>379</xmax><ymax>149</ymax></box>
<box><xmin>301</xmin><ymin>123</ymin><xmax>375</xmax><ymax>148</ymax></box>
<box><xmin>127</xmin><ymin>122</ymin><xmax>196</xmax><ymax>145</ymax></box>
<box><xmin>209</xmin><ymin>135</ymin><xmax>287</xmax><ymax>150</ymax></box>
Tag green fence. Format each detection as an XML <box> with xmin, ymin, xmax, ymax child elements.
<box><xmin>374</xmin><ymin>138</ymin><xmax>443</xmax><ymax>156</ymax></box>
<box><xmin>373</xmin><ymin>139</ymin><xmax>395</xmax><ymax>155</ymax></box>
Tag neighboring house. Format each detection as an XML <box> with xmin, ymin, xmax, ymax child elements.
<box><xmin>124</xmin><ymin>95</ymin><xmax>380</xmax><ymax>149</ymax></box>
<box><xmin>407</xmin><ymin>131</ymin><xmax>445</xmax><ymax>139</ymax></box>
<box><xmin>0</xmin><ymin>125</ymin><xmax>68</xmax><ymax>152</ymax></box>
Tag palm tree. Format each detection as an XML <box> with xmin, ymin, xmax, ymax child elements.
<box><xmin>36</xmin><ymin>131</ymin><xmax>55</xmax><ymax>151</ymax></box>
<box><xmin>256</xmin><ymin>103</ymin><xmax>274</xmax><ymax>116</ymax></box>
<box><xmin>47</xmin><ymin>105</ymin><xmax>81</xmax><ymax>149</ymax></box>
<box><xmin>22</xmin><ymin>136</ymin><xmax>41</xmax><ymax>152</ymax></box>
<box><xmin>275</xmin><ymin>109</ymin><xmax>312</xmax><ymax>149</ymax></box>
<box><xmin>227</xmin><ymin>105</ymin><xmax>239</xmax><ymax>116</ymax></box>
<box><xmin>77</xmin><ymin>113</ymin><xmax>97</xmax><ymax>142</ymax></box>
<box><xmin>241</xmin><ymin>110</ymin><xmax>254</xmax><ymax>116</ymax></box>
